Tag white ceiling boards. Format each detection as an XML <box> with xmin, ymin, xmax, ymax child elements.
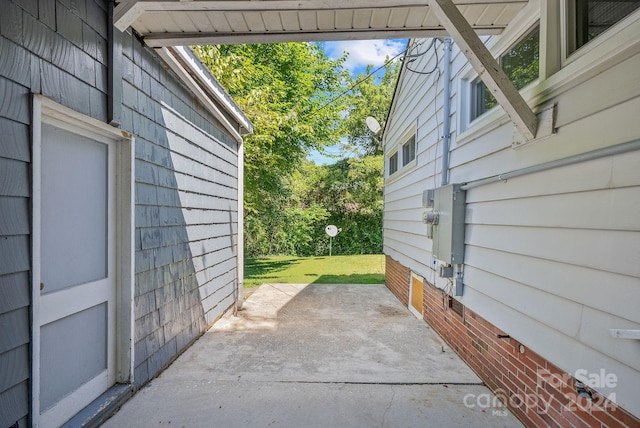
<box><xmin>114</xmin><ymin>0</ymin><xmax>529</xmax><ymax>47</ymax></box>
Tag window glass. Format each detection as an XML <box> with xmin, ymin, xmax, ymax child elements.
<box><xmin>389</xmin><ymin>152</ymin><xmax>398</xmax><ymax>175</ymax></box>
<box><xmin>471</xmin><ymin>27</ymin><xmax>539</xmax><ymax>121</ymax></box>
<box><xmin>570</xmin><ymin>0</ymin><xmax>640</xmax><ymax>54</ymax></box>
<box><xmin>402</xmin><ymin>135</ymin><xmax>416</xmax><ymax>166</ymax></box>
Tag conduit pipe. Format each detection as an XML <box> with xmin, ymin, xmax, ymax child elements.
<box><xmin>441</xmin><ymin>38</ymin><xmax>453</xmax><ymax>186</ymax></box>
<box><xmin>460</xmin><ymin>139</ymin><xmax>640</xmax><ymax>190</ymax></box>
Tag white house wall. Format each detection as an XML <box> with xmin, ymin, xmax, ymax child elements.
<box><xmin>383</xmin><ymin>5</ymin><xmax>640</xmax><ymax>419</ymax></box>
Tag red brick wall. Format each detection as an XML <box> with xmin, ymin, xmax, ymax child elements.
<box><xmin>385</xmin><ymin>256</ymin><xmax>640</xmax><ymax>428</ymax></box>
<box><xmin>385</xmin><ymin>255</ymin><xmax>410</xmax><ymax>307</ymax></box>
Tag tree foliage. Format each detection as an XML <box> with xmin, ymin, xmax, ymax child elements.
<box><xmin>194</xmin><ymin>43</ymin><xmax>349</xmax><ymax>209</ymax></box>
<box><xmin>342</xmin><ymin>61</ymin><xmax>401</xmax><ymax>155</ymax></box>
<box><xmin>195</xmin><ymin>43</ymin><xmax>399</xmax><ymax>257</ymax></box>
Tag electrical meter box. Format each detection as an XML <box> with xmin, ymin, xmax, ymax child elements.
<box><xmin>424</xmin><ymin>184</ymin><xmax>466</xmax><ymax>264</ymax></box>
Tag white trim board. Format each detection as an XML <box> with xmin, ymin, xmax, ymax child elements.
<box><xmin>31</xmin><ymin>95</ymin><xmax>135</xmax><ymax>427</ymax></box>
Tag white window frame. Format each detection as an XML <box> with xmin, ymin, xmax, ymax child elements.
<box><xmin>386</xmin><ymin>123</ymin><xmax>417</xmax><ymax>182</ymax></box>
<box><xmin>401</xmin><ymin>132</ymin><xmax>417</xmax><ymax>167</ymax></box>
<box><xmin>562</xmin><ymin>0</ymin><xmax>640</xmax><ymax>65</ymax></box>
<box><xmin>457</xmin><ymin>5</ymin><xmax>540</xmax><ymax>145</ymax></box>
<box><xmin>31</xmin><ymin>95</ymin><xmax>135</xmax><ymax>426</ymax></box>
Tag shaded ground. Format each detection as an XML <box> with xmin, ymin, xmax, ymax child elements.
<box><xmin>103</xmin><ymin>284</ymin><xmax>522</xmax><ymax>427</ymax></box>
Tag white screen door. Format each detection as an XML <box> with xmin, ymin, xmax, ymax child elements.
<box><xmin>37</xmin><ymin>123</ymin><xmax>116</xmax><ymax>427</ymax></box>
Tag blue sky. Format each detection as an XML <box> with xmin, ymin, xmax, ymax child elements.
<box><xmin>307</xmin><ymin>39</ymin><xmax>406</xmax><ymax>165</ymax></box>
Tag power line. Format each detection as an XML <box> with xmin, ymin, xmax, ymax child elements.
<box><xmin>301</xmin><ymin>44</ymin><xmax>414</xmax><ymax>120</ymax></box>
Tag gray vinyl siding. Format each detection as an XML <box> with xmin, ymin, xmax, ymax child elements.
<box><xmin>0</xmin><ymin>0</ymin><xmax>241</xmax><ymax>423</ymax></box>
<box><xmin>384</xmin><ymin>20</ymin><xmax>640</xmax><ymax>419</ymax></box>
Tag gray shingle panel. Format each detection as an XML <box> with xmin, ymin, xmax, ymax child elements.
<box><xmin>57</xmin><ymin>3</ymin><xmax>83</xmax><ymax>48</ymax></box>
<box><xmin>0</xmin><ymin>272</ymin><xmax>29</xmax><ymax>314</ymax></box>
<box><xmin>0</xmin><ymin>307</ymin><xmax>29</xmax><ymax>354</ymax></box>
<box><xmin>15</xmin><ymin>0</ymin><xmax>38</xmax><ymax>18</ymax></box>
<box><xmin>86</xmin><ymin>0</ymin><xmax>107</xmax><ymax>35</ymax></box>
<box><xmin>0</xmin><ymin>118</ymin><xmax>30</xmax><ymax>162</ymax></box>
<box><xmin>0</xmin><ymin>77</ymin><xmax>29</xmax><ymax>124</ymax></box>
<box><xmin>0</xmin><ymin>380</ymin><xmax>28</xmax><ymax>428</ymax></box>
<box><xmin>133</xmin><ymin>361</ymin><xmax>149</xmax><ymax>386</ymax></box>
<box><xmin>74</xmin><ymin>47</ymin><xmax>96</xmax><ymax>85</ymax></box>
<box><xmin>0</xmin><ymin>36</ymin><xmax>31</xmax><ymax>87</ymax></box>
<box><xmin>38</xmin><ymin>0</ymin><xmax>56</xmax><ymax>30</ymax></box>
<box><xmin>89</xmin><ymin>85</ymin><xmax>107</xmax><ymax>121</ymax></box>
<box><xmin>40</xmin><ymin>61</ymin><xmax>92</xmax><ymax>118</ymax></box>
<box><xmin>0</xmin><ymin>345</ymin><xmax>29</xmax><ymax>393</ymax></box>
<box><xmin>0</xmin><ymin>197</ymin><xmax>29</xmax><ymax>236</ymax></box>
<box><xmin>0</xmin><ymin>2</ymin><xmax>23</xmax><ymax>45</ymax></box>
<box><xmin>0</xmin><ymin>236</ymin><xmax>29</xmax><ymax>277</ymax></box>
<box><xmin>51</xmin><ymin>36</ymin><xmax>76</xmax><ymax>72</ymax></box>
<box><xmin>0</xmin><ymin>159</ymin><xmax>29</xmax><ymax>197</ymax></box>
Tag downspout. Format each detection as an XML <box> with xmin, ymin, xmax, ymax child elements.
<box><xmin>440</xmin><ymin>38</ymin><xmax>453</xmax><ymax>186</ymax></box>
<box><xmin>236</xmin><ymin>140</ymin><xmax>244</xmax><ymax>310</ymax></box>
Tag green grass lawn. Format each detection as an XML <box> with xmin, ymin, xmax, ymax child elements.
<box><xmin>244</xmin><ymin>254</ymin><xmax>386</xmax><ymax>288</ymax></box>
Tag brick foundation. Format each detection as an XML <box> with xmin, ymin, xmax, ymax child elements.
<box><xmin>385</xmin><ymin>255</ymin><xmax>640</xmax><ymax>428</ymax></box>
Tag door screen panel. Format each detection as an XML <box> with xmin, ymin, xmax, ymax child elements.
<box><xmin>41</xmin><ymin>124</ymin><xmax>108</xmax><ymax>293</ymax></box>
<box><xmin>40</xmin><ymin>303</ymin><xmax>108</xmax><ymax>411</ymax></box>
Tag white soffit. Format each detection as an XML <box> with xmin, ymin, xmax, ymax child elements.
<box><xmin>114</xmin><ymin>0</ymin><xmax>529</xmax><ymax>47</ymax></box>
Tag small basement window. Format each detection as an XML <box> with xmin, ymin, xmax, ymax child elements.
<box><xmin>470</xmin><ymin>26</ymin><xmax>540</xmax><ymax>121</ymax></box>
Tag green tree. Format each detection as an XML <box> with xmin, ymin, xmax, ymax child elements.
<box><xmin>194</xmin><ymin>43</ymin><xmax>349</xmax><ymax>256</ymax></box>
<box><xmin>342</xmin><ymin>61</ymin><xmax>401</xmax><ymax>155</ymax></box>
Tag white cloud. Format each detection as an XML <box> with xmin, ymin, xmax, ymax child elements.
<box><xmin>324</xmin><ymin>39</ymin><xmax>406</xmax><ymax>75</ymax></box>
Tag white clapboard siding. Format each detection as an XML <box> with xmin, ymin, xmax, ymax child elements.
<box><xmin>551</xmin><ymin>53</ymin><xmax>640</xmax><ymax>128</ymax></box>
<box><xmin>466</xmin><ymin>224</ymin><xmax>640</xmax><ymax>278</ymax></box>
<box><xmin>463</xmin><ymin>245</ymin><xmax>640</xmax><ymax>324</ymax></box>
<box><xmin>467</xmin><ymin>187</ymin><xmax>640</xmax><ymax>231</ymax></box>
<box><xmin>449</xmin><ymin>96</ymin><xmax>640</xmax><ymax>184</ymax></box>
<box><xmin>459</xmin><ymin>286</ymin><xmax>640</xmax><ymax>418</ymax></box>
<box><xmin>465</xmin><ymin>149</ymin><xmax>640</xmax><ymax>203</ymax></box>
<box><xmin>385</xmin><ymin>23</ymin><xmax>640</xmax><ymax>419</ymax></box>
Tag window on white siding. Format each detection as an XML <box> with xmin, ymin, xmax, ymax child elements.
<box><xmin>389</xmin><ymin>151</ymin><xmax>398</xmax><ymax>175</ymax></box>
<box><xmin>567</xmin><ymin>0</ymin><xmax>640</xmax><ymax>55</ymax></box>
<box><xmin>401</xmin><ymin>134</ymin><xmax>416</xmax><ymax>167</ymax></box>
<box><xmin>470</xmin><ymin>26</ymin><xmax>540</xmax><ymax>121</ymax></box>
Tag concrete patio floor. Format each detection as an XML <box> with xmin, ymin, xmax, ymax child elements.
<box><xmin>103</xmin><ymin>283</ymin><xmax>523</xmax><ymax>427</ymax></box>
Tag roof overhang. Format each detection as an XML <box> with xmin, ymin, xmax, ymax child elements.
<box><xmin>157</xmin><ymin>46</ymin><xmax>253</xmax><ymax>142</ymax></box>
<box><xmin>115</xmin><ymin>0</ymin><xmax>546</xmax><ymax>141</ymax></box>
<box><xmin>114</xmin><ymin>0</ymin><xmax>528</xmax><ymax>47</ymax></box>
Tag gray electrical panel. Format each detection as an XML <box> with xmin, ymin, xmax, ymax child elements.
<box><xmin>423</xmin><ymin>184</ymin><xmax>466</xmax><ymax>264</ymax></box>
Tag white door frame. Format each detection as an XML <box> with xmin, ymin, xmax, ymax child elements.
<box><xmin>31</xmin><ymin>95</ymin><xmax>135</xmax><ymax>427</ymax></box>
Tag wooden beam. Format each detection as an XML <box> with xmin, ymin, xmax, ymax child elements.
<box><xmin>113</xmin><ymin>2</ymin><xmax>147</xmax><ymax>31</ymax></box>
<box><xmin>428</xmin><ymin>0</ymin><xmax>538</xmax><ymax>140</ymax></box>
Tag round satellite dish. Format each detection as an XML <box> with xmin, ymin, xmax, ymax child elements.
<box><xmin>325</xmin><ymin>225</ymin><xmax>339</xmax><ymax>237</ymax></box>
<box><xmin>365</xmin><ymin>116</ymin><xmax>382</xmax><ymax>134</ymax></box>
